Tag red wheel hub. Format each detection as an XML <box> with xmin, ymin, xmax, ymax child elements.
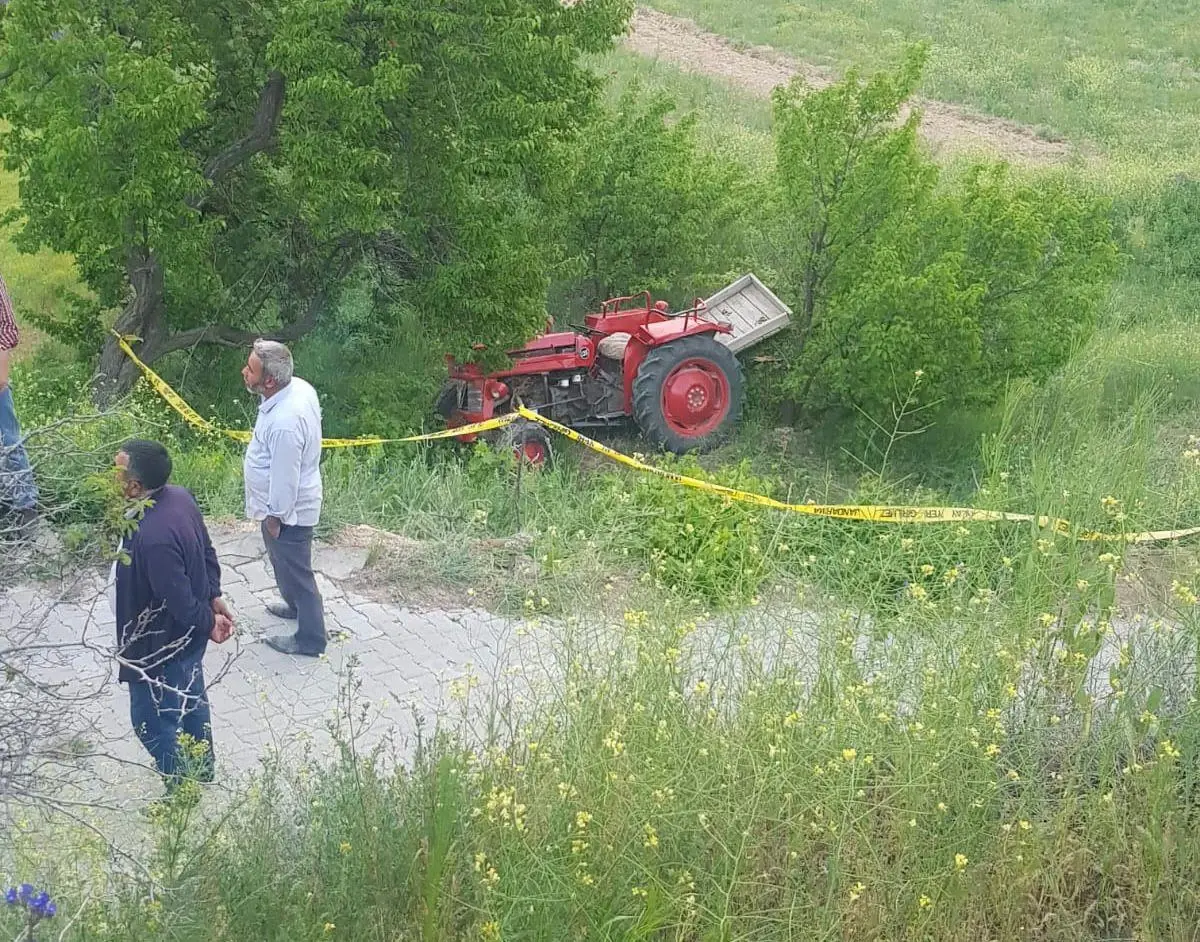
<box><xmin>516</xmin><ymin>440</ymin><xmax>547</xmax><ymax>468</ymax></box>
<box><xmin>661</xmin><ymin>357</ymin><xmax>730</xmax><ymax>438</ymax></box>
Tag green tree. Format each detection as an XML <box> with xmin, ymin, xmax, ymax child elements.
<box><xmin>764</xmin><ymin>46</ymin><xmax>1118</xmax><ymax>418</ymax></box>
<box><xmin>0</xmin><ymin>0</ymin><xmax>632</xmax><ymax>400</ymax></box>
<box><xmin>561</xmin><ymin>84</ymin><xmax>749</xmax><ymax>309</ymax></box>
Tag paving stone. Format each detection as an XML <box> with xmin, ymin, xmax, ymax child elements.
<box><xmin>325</xmin><ymin>596</ymin><xmax>383</xmax><ymax>641</ymax></box>
<box><xmin>238</xmin><ymin>558</ymin><xmax>277</xmax><ymax>593</ymax></box>
<box><xmin>3</xmin><ymin>519</ymin><xmax>529</xmax><ymax>827</ymax></box>
<box><xmin>315</xmin><ymin>572</ymin><xmax>345</xmax><ymax>601</ymax></box>
<box><xmin>211</xmin><ymin>530</ymin><xmax>266</xmax><ymax>563</ymax></box>
<box><xmin>312</xmin><ymin>545</ymin><xmax>370</xmax><ymax>581</ymax></box>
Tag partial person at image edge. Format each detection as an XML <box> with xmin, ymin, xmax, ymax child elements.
<box><xmin>0</xmin><ymin>270</ymin><xmax>40</xmax><ymax>535</ymax></box>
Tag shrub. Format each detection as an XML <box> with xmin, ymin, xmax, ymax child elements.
<box><xmin>561</xmin><ymin>83</ymin><xmax>752</xmax><ymax>311</ymax></box>
<box><xmin>762</xmin><ymin>46</ymin><xmax>1119</xmax><ymax>420</ymax></box>
<box><xmin>627</xmin><ymin>456</ymin><xmax>773</xmax><ymax>607</ymax></box>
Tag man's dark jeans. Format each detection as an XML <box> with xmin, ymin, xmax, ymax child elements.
<box><xmin>128</xmin><ymin>645</ymin><xmax>214</xmax><ymax>790</ymax></box>
<box><xmin>263</xmin><ymin>520</ymin><xmax>326</xmax><ymax>655</ymax></box>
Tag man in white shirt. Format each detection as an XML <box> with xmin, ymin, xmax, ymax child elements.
<box><xmin>241</xmin><ymin>339</ymin><xmax>326</xmax><ymax>657</ymax></box>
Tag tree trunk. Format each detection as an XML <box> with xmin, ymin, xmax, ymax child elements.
<box><xmin>94</xmin><ymin>248</ymin><xmax>167</xmax><ymax>405</ymax></box>
<box><xmin>93</xmin><ymin>248</ymin><xmax>342</xmax><ymax>405</ymax></box>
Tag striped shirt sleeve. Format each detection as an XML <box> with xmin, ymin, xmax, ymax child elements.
<box><xmin>0</xmin><ymin>272</ymin><xmax>18</xmax><ymax>351</ymax></box>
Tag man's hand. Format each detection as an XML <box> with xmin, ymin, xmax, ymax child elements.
<box><xmin>265</xmin><ymin>515</ymin><xmax>282</xmax><ymax>540</ymax></box>
<box><xmin>211</xmin><ymin>612</ymin><xmax>234</xmax><ymax>644</ymax></box>
<box><xmin>211</xmin><ymin>595</ymin><xmax>233</xmax><ymax>621</ymax></box>
<box><xmin>0</xmin><ymin>348</ymin><xmax>10</xmax><ymax>392</ymax></box>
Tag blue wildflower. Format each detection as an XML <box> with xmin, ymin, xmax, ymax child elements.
<box><xmin>5</xmin><ymin>883</ymin><xmax>56</xmax><ymax>921</ymax></box>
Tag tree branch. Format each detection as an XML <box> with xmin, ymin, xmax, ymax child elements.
<box><xmin>187</xmin><ymin>70</ymin><xmax>286</xmax><ymax>211</ymax></box>
<box><xmin>153</xmin><ymin>292</ymin><xmax>328</xmax><ymax>358</ymax></box>
<box><xmin>149</xmin><ymin>245</ymin><xmax>361</xmax><ymax>359</ymax></box>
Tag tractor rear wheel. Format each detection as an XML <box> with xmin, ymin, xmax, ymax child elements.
<box><xmin>632</xmin><ymin>335</ymin><xmax>744</xmax><ymax>454</ymax></box>
<box><xmin>500</xmin><ymin>419</ymin><xmax>554</xmax><ymax>469</ymax></box>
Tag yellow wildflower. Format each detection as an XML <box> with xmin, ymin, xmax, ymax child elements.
<box><xmin>954</xmin><ymin>853</ymin><xmax>968</xmax><ymax>871</ymax></box>
<box><xmin>1171</xmin><ymin>581</ymin><xmax>1198</xmax><ymax>606</ymax></box>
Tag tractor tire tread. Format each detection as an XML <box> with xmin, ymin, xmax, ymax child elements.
<box><xmin>631</xmin><ymin>335</ymin><xmax>745</xmax><ymax>455</ymax></box>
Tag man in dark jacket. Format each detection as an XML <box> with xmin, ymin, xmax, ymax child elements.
<box><xmin>113</xmin><ymin>439</ymin><xmax>234</xmax><ymax>793</ymax></box>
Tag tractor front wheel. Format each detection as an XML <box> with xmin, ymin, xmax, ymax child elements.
<box><xmin>632</xmin><ymin>335</ymin><xmax>744</xmax><ymax>454</ymax></box>
<box><xmin>500</xmin><ymin>419</ymin><xmax>554</xmax><ymax>469</ymax></box>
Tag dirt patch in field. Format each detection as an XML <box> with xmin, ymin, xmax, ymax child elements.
<box><xmin>624</xmin><ymin>7</ymin><xmax>1077</xmax><ymax>166</ymax></box>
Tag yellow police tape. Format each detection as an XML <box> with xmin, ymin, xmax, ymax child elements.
<box><xmin>113</xmin><ymin>333</ymin><xmax>518</xmax><ymax>447</ymax></box>
<box><xmin>512</xmin><ymin>407</ymin><xmax>1200</xmax><ymax>545</ymax></box>
<box><xmin>114</xmin><ymin>333</ymin><xmax>1200</xmax><ymax>544</ymax></box>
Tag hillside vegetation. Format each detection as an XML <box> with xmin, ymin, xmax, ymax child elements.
<box><xmin>4</xmin><ymin>1</ymin><xmax>1200</xmax><ymax>940</ymax></box>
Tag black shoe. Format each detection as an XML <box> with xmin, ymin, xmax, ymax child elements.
<box><xmin>264</xmin><ymin>634</ymin><xmax>323</xmax><ymax>658</ymax></box>
<box><xmin>266</xmin><ymin>602</ymin><xmax>298</xmax><ymax>620</ymax></box>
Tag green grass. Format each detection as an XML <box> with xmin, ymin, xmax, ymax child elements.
<box><xmin>644</xmin><ymin>0</ymin><xmax>1200</xmax><ymax>173</ymax></box>
<box><xmin>9</xmin><ymin>523</ymin><xmax>1200</xmax><ymax>940</ymax></box>
<box><xmin>0</xmin><ymin>153</ymin><xmax>86</xmax><ymax>360</ymax></box>
<box><xmin>8</xmin><ymin>9</ymin><xmax>1200</xmax><ymax>939</ymax></box>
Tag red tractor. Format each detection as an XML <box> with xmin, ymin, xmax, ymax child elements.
<box><xmin>434</xmin><ymin>274</ymin><xmax>792</xmax><ymax>466</ymax></box>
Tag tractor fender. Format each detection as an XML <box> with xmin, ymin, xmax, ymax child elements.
<box><xmin>621</xmin><ymin>321</ymin><xmax>727</xmax><ymax>414</ymax></box>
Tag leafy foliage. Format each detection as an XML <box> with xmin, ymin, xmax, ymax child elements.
<box><xmin>1140</xmin><ymin>174</ymin><xmax>1200</xmax><ymax>282</ymax></box>
<box><xmin>762</xmin><ymin>46</ymin><xmax>1119</xmax><ymax>417</ymax></box>
<box><xmin>561</xmin><ymin>83</ymin><xmax>750</xmax><ymax>310</ymax></box>
<box><xmin>629</xmin><ymin>455</ymin><xmax>772</xmax><ymax>607</ymax></box>
<box><xmin>0</xmin><ymin>0</ymin><xmax>633</xmax><ymax>390</ymax></box>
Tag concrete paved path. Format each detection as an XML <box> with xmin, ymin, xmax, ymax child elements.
<box><xmin>1</xmin><ymin>521</ymin><xmax>527</xmax><ymax>810</ymax></box>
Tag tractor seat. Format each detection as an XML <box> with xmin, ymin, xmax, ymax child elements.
<box><xmin>597</xmin><ymin>332</ymin><xmax>632</xmax><ymax>361</ymax></box>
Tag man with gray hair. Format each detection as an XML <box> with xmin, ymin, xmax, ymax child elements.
<box><xmin>242</xmin><ymin>339</ymin><xmax>326</xmax><ymax>657</ymax></box>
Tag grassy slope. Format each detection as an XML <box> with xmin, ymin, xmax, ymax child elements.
<box><xmin>9</xmin><ymin>16</ymin><xmax>1200</xmax><ymax>942</ymax></box>
<box><xmin>645</xmin><ymin>0</ymin><xmax>1200</xmax><ymax>173</ymax></box>
<box><xmin>4</xmin><ymin>20</ymin><xmax>1200</xmax><ymax>562</ymax></box>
